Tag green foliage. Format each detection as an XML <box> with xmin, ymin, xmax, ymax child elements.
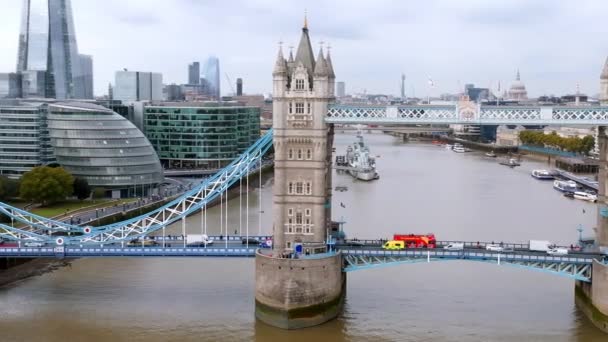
<box><xmin>92</xmin><ymin>187</ymin><xmax>107</xmax><ymax>199</ymax></box>
<box><xmin>19</xmin><ymin>166</ymin><xmax>74</xmax><ymax>205</ymax></box>
<box><xmin>0</xmin><ymin>176</ymin><xmax>20</xmax><ymax>201</ymax></box>
<box><xmin>519</xmin><ymin>130</ymin><xmax>595</xmax><ymax>155</ymax></box>
<box><xmin>73</xmin><ymin>177</ymin><xmax>91</xmax><ymax>200</ymax></box>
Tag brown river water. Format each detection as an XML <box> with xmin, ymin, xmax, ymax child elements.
<box><xmin>0</xmin><ymin>133</ymin><xmax>605</xmax><ymax>341</ymax></box>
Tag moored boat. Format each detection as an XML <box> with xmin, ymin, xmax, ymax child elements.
<box><xmin>573</xmin><ymin>191</ymin><xmax>597</xmax><ymax>203</ymax></box>
<box><xmin>531</xmin><ymin>169</ymin><xmax>554</xmax><ymax>180</ymax></box>
<box><xmin>345</xmin><ymin>132</ymin><xmax>379</xmax><ymax>181</ymax></box>
<box><xmin>485</xmin><ymin>151</ymin><xmax>497</xmax><ymax>158</ymax></box>
<box><xmin>553</xmin><ymin>180</ymin><xmax>578</xmax><ymax>193</ymax></box>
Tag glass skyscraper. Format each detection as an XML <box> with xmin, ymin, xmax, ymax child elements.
<box><xmin>16</xmin><ymin>0</ymin><xmax>91</xmax><ymax>99</ymax></box>
<box><xmin>202</xmin><ymin>56</ymin><xmax>220</xmax><ymax>99</ymax></box>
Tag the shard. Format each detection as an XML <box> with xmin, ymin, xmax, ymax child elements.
<box><xmin>16</xmin><ymin>0</ymin><xmax>90</xmax><ymax>99</ymax></box>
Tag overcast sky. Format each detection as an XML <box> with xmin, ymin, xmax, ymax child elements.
<box><xmin>1</xmin><ymin>0</ymin><xmax>608</xmax><ymax>98</ymax></box>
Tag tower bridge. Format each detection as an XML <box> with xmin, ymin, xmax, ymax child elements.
<box><xmin>2</xmin><ymin>22</ymin><xmax>608</xmax><ymax>332</ymax></box>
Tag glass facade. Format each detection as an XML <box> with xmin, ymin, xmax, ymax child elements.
<box><xmin>188</xmin><ymin>62</ymin><xmax>200</xmax><ymax>85</ymax></box>
<box><xmin>0</xmin><ymin>73</ymin><xmax>23</xmax><ymax>99</ymax></box>
<box><xmin>47</xmin><ymin>102</ymin><xmax>163</xmax><ymax>188</ymax></box>
<box><xmin>144</xmin><ymin>104</ymin><xmax>260</xmax><ymax>169</ymax></box>
<box><xmin>76</xmin><ymin>54</ymin><xmax>93</xmax><ymax>99</ymax></box>
<box><xmin>202</xmin><ymin>57</ymin><xmax>220</xmax><ymax>99</ymax></box>
<box><xmin>17</xmin><ymin>0</ymin><xmax>85</xmax><ymax>99</ymax></box>
<box><xmin>0</xmin><ymin>104</ymin><xmax>54</xmax><ymax>178</ymax></box>
<box><xmin>114</xmin><ymin>71</ymin><xmax>163</xmax><ymax>102</ymax></box>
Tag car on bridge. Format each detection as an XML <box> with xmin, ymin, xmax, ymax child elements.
<box><xmin>127</xmin><ymin>239</ymin><xmax>159</xmax><ymax>247</ymax></box>
<box><xmin>486</xmin><ymin>244</ymin><xmax>504</xmax><ymax>252</ymax></box>
<box><xmin>547</xmin><ymin>248</ymin><xmax>568</xmax><ymax>256</ymax></box>
<box><xmin>24</xmin><ymin>241</ymin><xmax>44</xmax><ymax>247</ymax></box>
<box><xmin>382</xmin><ymin>240</ymin><xmax>405</xmax><ymax>250</ymax></box>
<box><xmin>443</xmin><ymin>243</ymin><xmax>464</xmax><ymax>251</ymax></box>
<box><xmin>242</xmin><ymin>238</ymin><xmax>260</xmax><ymax>245</ymax></box>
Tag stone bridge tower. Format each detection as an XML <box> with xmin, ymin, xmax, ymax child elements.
<box><xmin>575</xmin><ymin>57</ymin><xmax>608</xmax><ymax>333</ymax></box>
<box><xmin>255</xmin><ymin>19</ymin><xmax>345</xmax><ymax>329</ymax></box>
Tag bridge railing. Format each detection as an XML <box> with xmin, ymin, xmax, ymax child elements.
<box><xmin>149</xmin><ymin>235</ymin><xmax>272</xmax><ymax>242</ymax></box>
<box><xmin>339</xmin><ymin>239</ymin><xmax>573</xmax><ymax>250</ymax></box>
<box><xmin>342</xmin><ymin>248</ymin><xmax>596</xmax><ymax>263</ymax></box>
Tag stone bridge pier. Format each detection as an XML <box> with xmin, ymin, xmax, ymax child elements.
<box><xmin>576</xmin><ymin>126</ymin><xmax>608</xmax><ymax>332</ymax></box>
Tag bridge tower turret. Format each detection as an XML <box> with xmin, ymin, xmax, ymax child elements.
<box><xmin>575</xmin><ymin>58</ymin><xmax>608</xmax><ymax>334</ymax></box>
<box><xmin>600</xmin><ymin>57</ymin><xmax>608</xmax><ymax>106</ymax></box>
<box><xmin>255</xmin><ymin>18</ymin><xmax>345</xmax><ymax>330</ymax></box>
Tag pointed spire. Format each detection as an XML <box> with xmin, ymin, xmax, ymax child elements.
<box><xmin>314</xmin><ymin>47</ymin><xmax>329</xmax><ymax>77</ymax></box>
<box><xmin>601</xmin><ymin>57</ymin><xmax>608</xmax><ymax>80</ymax></box>
<box><xmin>273</xmin><ymin>44</ymin><xmax>287</xmax><ymax>76</ymax></box>
<box><xmin>295</xmin><ymin>23</ymin><xmax>315</xmax><ymax>75</ymax></box>
<box><xmin>516</xmin><ymin>69</ymin><xmax>521</xmax><ymax>81</ymax></box>
<box><xmin>326</xmin><ymin>45</ymin><xmax>335</xmax><ymax>79</ymax></box>
<box><xmin>288</xmin><ymin>46</ymin><xmax>294</xmax><ymax>63</ymax></box>
<box><xmin>304</xmin><ymin>10</ymin><xmax>308</xmax><ymax>30</ymax></box>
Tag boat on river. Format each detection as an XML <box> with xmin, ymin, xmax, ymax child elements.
<box><xmin>531</xmin><ymin>169</ymin><xmax>554</xmax><ymax>180</ymax></box>
<box><xmin>499</xmin><ymin>158</ymin><xmax>520</xmax><ymax>167</ymax></box>
<box><xmin>345</xmin><ymin>133</ymin><xmax>379</xmax><ymax>181</ymax></box>
<box><xmin>573</xmin><ymin>191</ymin><xmax>597</xmax><ymax>203</ymax></box>
<box><xmin>485</xmin><ymin>151</ymin><xmax>497</xmax><ymax>158</ymax></box>
<box><xmin>553</xmin><ymin>180</ymin><xmax>578</xmax><ymax>193</ymax></box>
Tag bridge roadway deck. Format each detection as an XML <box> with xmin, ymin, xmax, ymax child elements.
<box><xmin>0</xmin><ymin>244</ymin><xmax>601</xmax><ymax>261</ymax></box>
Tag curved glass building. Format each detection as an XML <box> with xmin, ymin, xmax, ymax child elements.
<box><xmin>47</xmin><ymin>102</ymin><xmax>163</xmax><ymax>193</ymax></box>
<box><xmin>144</xmin><ymin>103</ymin><xmax>260</xmax><ymax>169</ymax></box>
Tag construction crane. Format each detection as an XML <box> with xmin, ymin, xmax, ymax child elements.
<box><xmin>224</xmin><ymin>73</ymin><xmax>236</xmax><ymax>95</ymax></box>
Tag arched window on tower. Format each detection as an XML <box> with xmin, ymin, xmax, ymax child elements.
<box><xmin>288</xmin><ymin>182</ymin><xmax>294</xmax><ymax>194</ymax></box>
<box><xmin>288</xmin><ymin>149</ymin><xmax>293</xmax><ymax>160</ymax></box>
<box><xmin>307</xmin><ymin>102</ymin><xmax>311</xmax><ymax>114</ymax></box>
<box><xmin>306</xmin><ymin>149</ymin><xmax>312</xmax><ymax>160</ymax></box>
<box><xmin>289</xmin><ymin>102</ymin><xmax>293</xmax><ymax>114</ymax></box>
<box><xmin>305</xmin><ymin>182</ymin><xmax>312</xmax><ymax>195</ymax></box>
<box><xmin>297</xmin><ymin>149</ymin><xmax>303</xmax><ymax>160</ymax></box>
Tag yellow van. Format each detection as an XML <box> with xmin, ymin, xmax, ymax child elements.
<box><xmin>382</xmin><ymin>240</ymin><xmax>405</xmax><ymax>250</ymax></box>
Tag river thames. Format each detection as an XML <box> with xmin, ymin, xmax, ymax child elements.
<box><xmin>0</xmin><ymin>133</ymin><xmax>605</xmax><ymax>341</ymax></box>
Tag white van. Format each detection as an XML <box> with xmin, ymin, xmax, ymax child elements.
<box><xmin>444</xmin><ymin>243</ymin><xmax>464</xmax><ymax>251</ymax></box>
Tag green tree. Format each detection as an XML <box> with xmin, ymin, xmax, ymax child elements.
<box><xmin>92</xmin><ymin>187</ymin><xmax>107</xmax><ymax>199</ymax></box>
<box><xmin>19</xmin><ymin>166</ymin><xmax>74</xmax><ymax>205</ymax></box>
<box><xmin>581</xmin><ymin>135</ymin><xmax>595</xmax><ymax>155</ymax></box>
<box><xmin>73</xmin><ymin>177</ymin><xmax>91</xmax><ymax>200</ymax></box>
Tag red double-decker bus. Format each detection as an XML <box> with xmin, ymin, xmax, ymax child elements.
<box><xmin>393</xmin><ymin>233</ymin><xmax>436</xmax><ymax>248</ymax></box>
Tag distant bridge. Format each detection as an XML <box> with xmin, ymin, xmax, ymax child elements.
<box><xmin>326</xmin><ymin>104</ymin><xmax>608</xmax><ymax>126</ymax></box>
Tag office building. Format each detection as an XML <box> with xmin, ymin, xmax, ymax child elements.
<box><xmin>0</xmin><ymin>103</ymin><xmax>54</xmax><ymax>177</ymax></box>
<box><xmin>188</xmin><ymin>62</ymin><xmax>200</xmax><ymax>85</ymax></box>
<box><xmin>47</xmin><ymin>102</ymin><xmax>163</xmax><ymax>195</ymax></box>
<box><xmin>114</xmin><ymin>71</ymin><xmax>163</xmax><ymax>102</ymax></box>
<box><xmin>0</xmin><ymin>101</ymin><xmax>163</xmax><ymax>195</ymax></box>
<box><xmin>464</xmin><ymin>84</ymin><xmax>489</xmax><ymax>102</ymax></box>
<box><xmin>0</xmin><ymin>73</ymin><xmax>23</xmax><ymax>99</ymax></box>
<box><xmin>202</xmin><ymin>56</ymin><xmax>220</xmax><ymax>99</ymax></box>
<box><xmin>78</xmin><ymin>54</ymin><xmax>94</xmax><ymax>99</ymax></box>
<box><xmin>163</xmin><ymin>84</ymin><xmax>184</xmax><ymax>101</ymax></box>
<box><xmin>143</xmin><ymin>103</ymin><xmax>260</xmax><ymax>169</ymax></box>
<box><xmin>336</xmin><ymin>81</ymin><xmax>345</xmax><ymax>97</ymax></box>
<box><xmin>236</xmin><ymin>78</ymin><xmax>243</xmax><ymax>96</ymax></box>
<box><xmin>16</xmin><ymin>0</ymin><xmax>90</xmax><ymax>99</ymax></box>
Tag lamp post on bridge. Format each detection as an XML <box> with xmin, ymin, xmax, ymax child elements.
<box><xmin>577</xmin><ymin>224</ymin><xmax>584</xmax><ymax>244</ymax></box>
